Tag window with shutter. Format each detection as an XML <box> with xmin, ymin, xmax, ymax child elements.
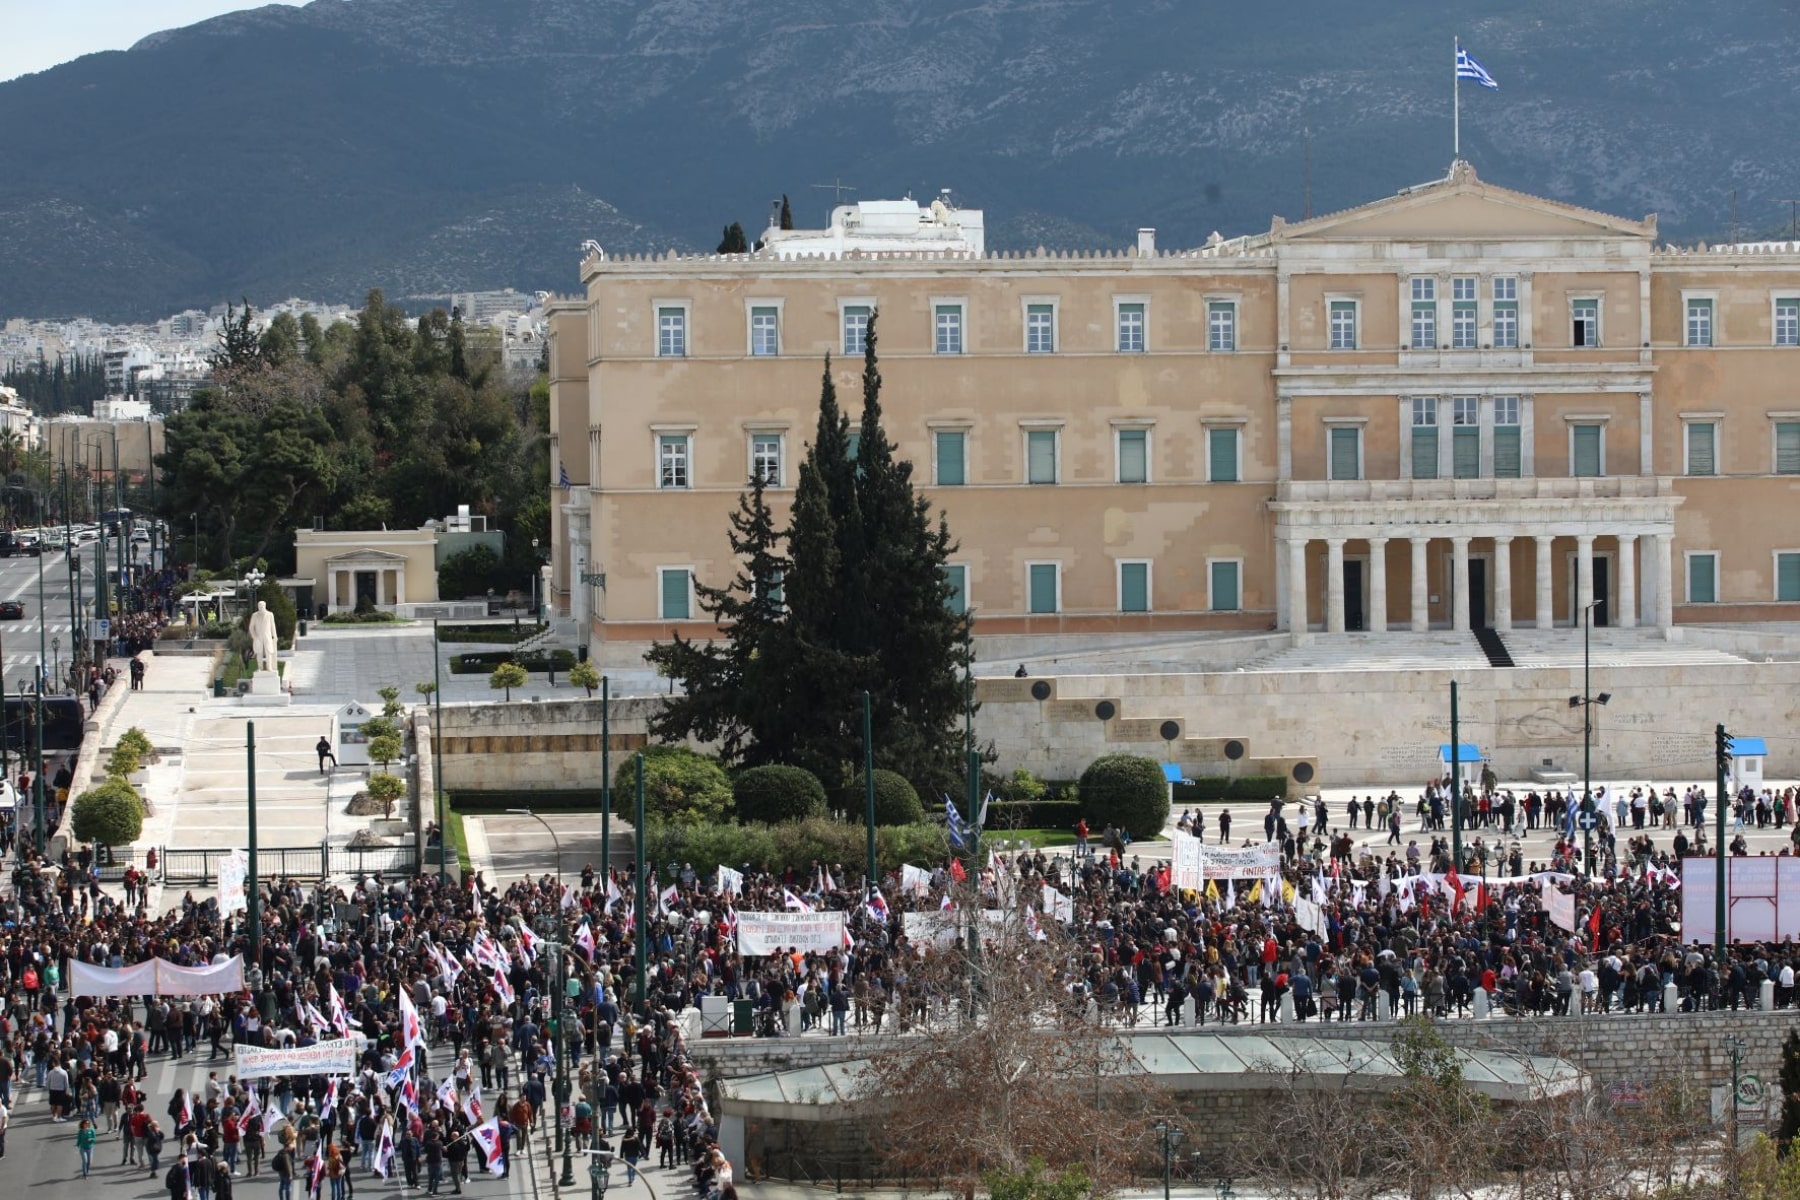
<box><xmin>1685</xmin><ymin>423</ymin><xmax>1716</xmax><ymax>476</ymax></box>
<box><xmin>1027</xmin><ymin>430</ymin><xmax>1058</xmax><ymax>484</ymax></box>
<box><xmin>1453</xmin><ymin>428</ymin><xmax>1480</xmax><ymax>478</ymax></box>
<box><xmin>1329</xmin><ymin>428</ymin><xmax>1360</xmax><ymax>480</ymax></box>
<box><xmin>1208</xmin><ymin>428</ymin><xmax>1239</xmax><ymax>482</ymax></box>
<box><xmin>1119</xmin><ymin>562</ymin><xmax>1150</xmax><ymax>613</ymax></box>
<box><xmin>659</xmin><ymin>569</ymin><xmax>691</xmax><ymax>620</ymax></box>
<box><xmin>1572</xmin><ymin>425</ymin><xmax>1602</xmax><ymax>477</ymax></box>
<box><xmin>1027</xmin><ymin>563</ymin><xmax>1059</xmax><ymax>614</ymax></box>
<box><xmin>1778</xmin><ymin>553</ymin><xmax>1800</xmax><ymax>603</ymax></box>
<box><xmin>942</xmin><ymin>564</ymin><xmax>968</xmax><ymax>614</ymax></box>
<box><xmin>1776</xmin><ymin>423</ymin><xmax>1800</xmax><ymax>474</ymax></box>
<box><xmin>1492</xmin><ymin>427</ymin><xmax>1521</xmax><ymax>478</ymax></box>
<box><xmin>934</xmin><ymin>431</ymin><xmax>965</xmax><ymax>486</ymax></box>
<box><xmin>1687</xmin><ymin>554</ymin><xmax>1717</xmax><ymax>604</ymax></box>
<box><xmin>1116</xmin><ymin>429</ymin><xmax>1148</xmax><ymax>483</ymax></box>
<box><xmin>1210</xmin><ymin>561</ymin><xmax>1241</xmax><ymax>612</ymax></box>
<box><xmin>1411</xmin><ymin>428</ymin><xmax>1438</xmax><ymax>479</ymax></box>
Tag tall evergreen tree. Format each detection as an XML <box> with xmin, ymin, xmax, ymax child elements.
<box><xmin>779</xmin><ymin>194</ymin><xmax>794</xmax><ymax>230</ymax></box>
<box><xmin>717</xmin><ymin>222</ymin><xmax>749</xmax><ymax>254</ymax></box>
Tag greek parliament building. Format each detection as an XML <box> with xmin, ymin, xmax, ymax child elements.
<box><xmin>545</xmin><ymin>161</ymin><xmax>1800</xmax><ymax>671</ymax></box>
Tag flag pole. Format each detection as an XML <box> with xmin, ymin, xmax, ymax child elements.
<box><xmin>1453</xmin><ymin>35</ymin><xmax>1461</xmax><ymax>160</ymax></box>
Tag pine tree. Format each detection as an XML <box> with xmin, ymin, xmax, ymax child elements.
<box><xmin>716</xmin><ymin>222</ymin><xmax>749</xmax><ymax>254</ymax></box>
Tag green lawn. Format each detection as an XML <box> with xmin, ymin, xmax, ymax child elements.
<box><xmin>442</xmin><ymin>804</ymin><xmax>473</xmax><ymax>874</ymax></box>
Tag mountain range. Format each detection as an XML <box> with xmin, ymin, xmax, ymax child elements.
<box><xmin>3</xmin><ymin>0</ymin><xmax>1799</xmax><ymax>321</ymax></box>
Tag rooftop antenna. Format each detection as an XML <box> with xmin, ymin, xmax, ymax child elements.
<box><xmin>1728</xmin><ymin>188</ymin><xmax>1738</xmax><ymax>245</ymax></box>
<box><xmin>1303</xmin><ymin>126</ymin><xmax>1313</xmax><ymax>220</ymax></box>
<box><xmin>811</xmin><ymin>178</ymin><xmax>858</xmax><ymax>206</ymax></box>
<box><xmin>1776</xmin><ymin>198</ymin><xmax>1800</xmax><ymax>242</ymax></box>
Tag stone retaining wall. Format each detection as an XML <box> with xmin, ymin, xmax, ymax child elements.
<box><xmin>432</xmin><ymin>696</ymin><xmax>659</xmax><ymax>790</ymax></box>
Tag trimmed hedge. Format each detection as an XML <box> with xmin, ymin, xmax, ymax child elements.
<box><xmin>733</xmin><ymin>765</ymin><xmax>827</xmax><ymax>824</ymax></box>
<box><xmin>852</xmin><ymin>769</ymin><xmax>923</xmax><ymax>826</ymax></box>
<box><xmin>609</xmin><ymin>745</ymin><xmax>732</xmax><ymax>825</ymax></box>
<box><xmin>644</xmin><ymin>817</ymin><xmax>948</xmax><ymax>876</ymax></box>
<box><xmin>985</xmin><ymin>799</ymin><xmax>1084</xmax><ymax>830</ymax></box>
<box><xmin>437</xmin><ymin>623</ymin><xmax>545</xmax><ymax>645</ymax></box>
<box><xmin>1172</xmin><ymin>775</ymin><xmax>1289</xmax><ymax>803</ymax></box>
<box><xmin>449</xmin><ymin>649</ymin><xmax>576</xmax><ymax>674</ymax></box>
<box><xmin>1078</xmin><ymin>754</ymin><xmax>1170</xmax><ymax>840</ymax></box>
<box><xmin>450</xmin><ymin>790</ymin><xmax>608</xmax><ymax>813</ymax></box>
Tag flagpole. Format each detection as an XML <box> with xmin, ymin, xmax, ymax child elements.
<box><xmin>1453</xmin><ymin>35</ymin><xmax>1461</xmax><ymax>160</ymax></box>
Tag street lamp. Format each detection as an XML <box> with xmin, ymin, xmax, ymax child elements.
<box><xmin>50</xmin><ymin>637</ymin><xmax>59</xmax><ymax>690</ymax></box>
<box><xmin>505</xmin><ymin>806</ymin><xmax>573</xmax><ymax>1187</ymax></box>
<box><xmin>1568</xmin><ymin>600</ymin><xmax>1612</xmax><ymax>876</ymax></box>
<box><xmin>1153</xmin><ymin>1120</ymin><xmax>1183</xmax><ymax>1200</ymax></box>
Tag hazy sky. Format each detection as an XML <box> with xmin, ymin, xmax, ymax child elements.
<box><xmin>0</xmin><ymin>0</ymin><xmax>308</xmax><ymax>83</ymax></box>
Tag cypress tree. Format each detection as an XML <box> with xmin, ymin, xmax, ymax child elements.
<box><xmin>716</xmin><ymin>222</ymin><xmax>749</xmax><ymax>254</ymax></box>
<box><xmin>779</xmin><ymin>194</ymin><xmax>794</xmax><ymax>230</ymax></box>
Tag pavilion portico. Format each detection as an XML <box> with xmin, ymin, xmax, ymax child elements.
<box><xmin>1269</xmin><ymin>478</ymin><xmax>1684</xmax><ymax>640</ymax></box>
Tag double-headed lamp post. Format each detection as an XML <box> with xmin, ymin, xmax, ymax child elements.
<box><xmin>506</xmin><ymin>807</ymin><xmax>573</xmax><ymax>1186</ymax></box>
<box><xmin>1154</xmin><ymin>1120</ymin><xmax>1183</xmax><ymax>1200</ymax></box>
<box><xmin>1567</xmin><ymin>600</ymin><xmax>1612</xmax><ymax>877</ymax></box>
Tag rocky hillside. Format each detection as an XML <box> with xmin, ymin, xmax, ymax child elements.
<box><xmin>2</xmin><ymin>0</ymin><xmax>1797</xmax><ymax>319</ymax></box>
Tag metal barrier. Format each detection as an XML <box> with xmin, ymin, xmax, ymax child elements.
<box><xmin>155</xmin><ymin>843</ymin><xmax>403</xmax><ymax>883</ymax></box>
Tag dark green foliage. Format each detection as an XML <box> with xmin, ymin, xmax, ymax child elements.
<box><xmin>71</xmin><ymin>778</ymin><xmax>144</xmax><ymax>848</ymax></box>
<box><xmin>1779</xmin><ymin>1029</ymin><xmax>1800</xmax><ymax>1152</ymax></box>
<box><xmin>1171</xmin><ymin>775</ymin><xmax>1289</xmax><ymax>802</ymax></box>
<box><xmin>716</xmin><ymin>222</ymin><xmax>749</xmax><ymax>253</ymax></box>
<box><xmin>644</xmin><ymin>817</ymin><xmax>947</xmax><ymax>877</ymax></box>
<box><xmin>1</xmin><ymin>353</ymin><xmax>107</xmax><ymax>417</ymax></box>
<box><xmin>732</xmin><ymin>765</ymin><xmax>827</xmax><ymax>824</ymax></box>
<box><xmin>438</xmin><ymin>545</ymin><xmax>512</xmax><ymax>600</ymax></box>
<box><xmin>240</xmin><ymin>578</ymin><xmax>297</xmax><ymax>649</ymax></box>
<box><xmin>779</xmin><ymin>195</ymin><xmax>794</xmax><ymax>231</ymax></box>
<box><xmin>1077</xmin><ymin>754</ymin><xmax>1170</xmax><ymax>839</ymax></box>
<box><xmin>435</xmin><ymin>621</ymin><xmax>543</xmax><ymax>644</ymax></box>
<box><xmin>610</xmin><ymin>745</ymin><xmax>732</xmax><ymax>826</ymax></box>
<box><xmin>649</xmin><ymin>317</ymin><xmax>972</xmax><ymax>794</ymax></box>
<box><xmin>855</xmin><ymin>768</ymin><xmax>923</xmax><ymax>826</ymax></box>
<box><xmin>985</xmin><ymin>799</ymin><xmax>1084</xmax><ymax>829</ymax></box>
<box><xmin>448</xmin><ymin>649</ymin><xmax>574</xmax><ymax>674</ymax></box>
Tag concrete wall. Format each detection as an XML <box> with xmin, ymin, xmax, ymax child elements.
<box><xmin>973</xmin><ymin>659</ymin><xmax>1800</xmax><ymax>786</ymax></box>
<box><xmin>432</xmin><ymin>696</ymin><xmax>656</xmax><ymax>791</ymax></box>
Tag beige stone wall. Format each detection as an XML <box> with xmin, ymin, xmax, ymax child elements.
<box><xmin>433</xmin><ymin>696</ymin><xmax>658</xmax><ymax>791</ymax></box>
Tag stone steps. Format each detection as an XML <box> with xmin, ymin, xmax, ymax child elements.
<box><xmin>1501</xmin><ymin>630</ymin><xmax>1747</xmax><ymax>669</ymax></box>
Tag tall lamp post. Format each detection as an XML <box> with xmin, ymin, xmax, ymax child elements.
<box><xmin>1153</xmin><ymin>1120</ymin><xmax>1183</xmax><ymax>1200</ymax></box>
<box><xmin>506</xmin><ymin>806</ymin><xmax>572</xmax><ymax>1186</ymax></box>
<box><xmin>1567</xmin><ymin>601</ymin><xmax>1611</xmax><ymax>876</ymax></box>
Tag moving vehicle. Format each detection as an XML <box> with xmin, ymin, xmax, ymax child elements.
<box><xmin>12</xmin><ymin>532</ymin><xmax>40</xmax><ymax>556</ymax></box>
<box><xmin>0</xmin><ymin>601</ymin><xmax>24</xmax><ymax>619</ymax></box>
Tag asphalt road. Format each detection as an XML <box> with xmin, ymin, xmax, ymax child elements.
<box><xmin>0</xmin><ymin>546</ymin><xmax>90</xmax><ymax>696</ymax></box>
<box><xmin>1</xmin><ymin>1039</ymin><xmax>545</xmax><ymax>1200</ymax></box>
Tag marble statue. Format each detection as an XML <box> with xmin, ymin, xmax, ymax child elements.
<box><xmin>248</xmin><ymin>600</ymin><xmax>279</xmax><ymax>673</ymax></box>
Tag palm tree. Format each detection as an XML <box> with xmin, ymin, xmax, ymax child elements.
<box><xmin>0</xmin><ymin>430</ymin><xmax>24</xmax><ymax>478</ymax></box>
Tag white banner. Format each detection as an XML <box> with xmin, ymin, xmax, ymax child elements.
<box><xmin>1540</xmin><ymin>880</ymin><xmax>1577</xmax><ymax>932</ymax></box>
<box><xmin>735</xmin><ymin>910</ymin><xmax>847</xmax><ymax>955</ymax></box>
<box><xmin>1171</xmin><ymin>831</ymin><xmax>1204</xmax><ymax>890</ymax></box>
<box><xmin>1681</xmin><ymin>857</ymin><xmax>1800</xmax><ymax>944</ymax></box>
<box><xmin>1199</xmin><ymin>842</ymin><xmax>1283</xmax><ymax>879</ymax></box>
<box><xmin>70</xmin><ymin>955</ymin><xmax>244</xmax><ymax>998</ymax></box>
<box><xmin>1041</xmin><ymin>885</ymin><xmax>1074</xmax><ymax>924</ymax></box>
<box><xmin>902</xmin><ymin>909</ymin><xmax>1009</xmax><ymax>948</ymax></box>
<box><xmin>234</xmin><ymin>1037</ymin><xmax>362</xmax><ymax>1080</ymax></box>
<box><xmin>1294</xmin><ymin>897</ymin><xmax>1324</xmax><ymax>934</ymax></box>
<box><xmin>900</xmin><ymin>864</ymin><xmax>933</xmax><ymax>895</ymax></box>
<box><xmin>220</xmin><ymin>849</ymin><xmax>250</xmax><ymax>916</ymax></box>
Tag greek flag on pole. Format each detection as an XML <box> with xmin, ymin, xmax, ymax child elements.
<box><xmin>558</xmin><ymin>461</ymin><xmax>572</xmax><ymax>490</ymax></box>
<box><xmin>1455</xmin><ymin>43</ymin><xmax>1498</xmax><ymax>89</ymax></box>
<box><xmin>944</xmin><ymin>796</ymin><xmax>967</xmax><ymax>849</ymax></box>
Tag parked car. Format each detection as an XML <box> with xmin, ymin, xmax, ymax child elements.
<box><xmin>13</xmin><ymin>533</ymin><xmax>41</xmax><ymax>556</ymax></box>
<box><xmin>0</xmin><ymin>601</ymin><xmax>24</xmax><ymax>619</ymax></box>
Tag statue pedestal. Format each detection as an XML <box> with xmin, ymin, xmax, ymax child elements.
<box><xmin>240</xmin><ymin>669</ymin><xmax>291</xmax><ymax>707</ymax></box>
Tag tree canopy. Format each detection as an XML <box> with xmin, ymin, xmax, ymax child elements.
<box><xmin>647</xmin><ymin>313</ymin><xmax>973</xmax><ymax>796</ymax></box>
<box><xmin>155</xmin><ymin>292</ymin><xmax>547</xmax><ymax>581</ymax></box>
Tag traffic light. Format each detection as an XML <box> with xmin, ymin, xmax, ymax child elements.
<box><xmin>1716</xmin><ymin>726</ymin><xmax>1734</xmax><ymax>776</ymax></box>
<box><xmin>70</xmin><ymin>553</ymin><xmax>80</xmax><ymax>572</ymax></box>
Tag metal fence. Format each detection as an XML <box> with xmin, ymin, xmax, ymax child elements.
<box><xmin>154</xmin><ymin>842</ymin><xmax>417</xmax><ymax>883</ymax></box>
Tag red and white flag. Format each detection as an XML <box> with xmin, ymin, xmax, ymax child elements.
<box><xmin>782</xmin><ymin>889</ymin><xmax>813</xmax><ymax>913</ymax></box>
<box><xmin>517</xmin><ymin>924</ymin><xmax>542</xmax><ymax>963</ymax></box>
<box><xmin>469</xmin><ymin>1118</ymin><xmax>506</xmax><ymax>1176</ymax></box>
<box><xmin>574</xmin><ymin>921</ymin><xmax>596</xmax><ymax>961</ymax></box>
<box><xmin>463</xmin><ymin>1082</ymin><xmax>484</xmax><ymax>1126</ymax></box>
<box><xmin>398</xmin><ymin>988</ymin><xmax>427</xmax><ymax>1052</ymax></box>
<box><xmin>372</xmin><ymin>1119</ymin><xmax>396</xmax><ymax>1179</ymax></box>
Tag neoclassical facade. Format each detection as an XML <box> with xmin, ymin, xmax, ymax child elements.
<box><xmin>547</xmin><ymin>163</ymin><xmax>1800</xmax><ymax>666</ymax></box>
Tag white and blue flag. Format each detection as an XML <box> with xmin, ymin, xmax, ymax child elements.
<box><xmin>1455</xmin><ymin>42</ymin><xmax>1498</xmax><ymax>90</ymax></box>
<box><xmin>944</xmin><ymin>796</ymin><xmax>967</xmax><ymax>849</ymax></box>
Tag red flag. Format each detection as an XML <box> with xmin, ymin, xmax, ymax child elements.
<box><xmin>1587</xmin><ymin>902</ymin><xmax>1603</xmax><ymax>950</ymax></box>
<box><xmin>1445</xmin><ymin>872</ymin><xmax>1466</xmax><ymax>913</ymax></box>
<box><xmin>949</xmin><ymin>858</ymin><xmax>967</xmax><ymax>883</ymax></box>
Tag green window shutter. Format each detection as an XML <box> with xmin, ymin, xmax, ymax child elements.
<box><xmin>1027</xmin><ymin>430</ymin><xmax>1057</xmax><ymax>483</ymax></box>
<box><xmin>1210</xmin><ymin>561</ymin><xmax>1240</xmax><ymax>611</ymax></box>
<box><xmin>1208</xmin><ymin>428</ymin><xmax>1239</xmax><ymax>482</ymax></box>
<box><xmin>1688</xmin><ymin>556</ymin><xmax>1716</xmax><ymax>604</ymax></box>
<box><xmin>1411</xmin><ymin>427</ymin><xmax>1439</xmax><ymax>479</ymax></box>
<box><xmin>1028</xmin><ymin>564</ymin><xmax>1058</xmax><ymax>614</ymax></box>
<box><xmin>1453</xmin><ymin>427</ymin><xmax>1480</xmax><ymax>478</ymax></box>
<box><xmin>1492</xmin><ymin>426</ymin><xmax>1521</xmax><ymax>478</ymax></box>
<box><xmin>1779</xmin><ymin>554</ymin><xmax>1800</xmax><ymax>602</ymax></box>
<box><xmin>1117</xmin><ymin>429</ymin><xmax>1147</xmax><ymax>483</ymax></box>
<box><xmin>846</xmin><ymin>432</ymin><xmax>861</xmax><ymax>461</ymax></box>
<box><xmin>935</xmin><ymin>431</ymin><xmax>965</xmax><ymax>486</ymax></box>
<box><xmin>1329</xmin><ymin>428</ymin><xmax>1360</xmax><ymax>480</ymax></box>
<box><xmin>1776</xmin><ymin>423</ymin><xmax>1800</xmax><ymax>474</ymax></box>
<box><xmin>1572</xmin><ymin>425</ymin><xmax>1601</xmax><ymax>477</ymax></box>
<box><xmin>943</xmin><ymin>564</ymin><xmax>968</xmax><ymax>613</ymax></box>
<box><xmin>1687</xmin><ymin>423</ymin><xmax>1716</xmax><ymax>475</ymax></box>
<box><xmin>1119</xmin><ymin>562</ymin><xmax>1149</xmax><ymax>613</ymax></box>
<box><xmin>660</xmin><ymin>570</ymin><xmax>690</xmax><ymax>620</ymax></box>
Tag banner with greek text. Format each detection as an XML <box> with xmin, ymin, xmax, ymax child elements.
<box><xmin>735</xmin><ymin>911</ymin><xmax>847</xmax><ymax>955</ymax></box>
<box><xmin>1171</xmin><ymin>831</ymin><xmax>1204</xmax><ymax>890</ymax></box>
<box><xmin>220</xmin><ymin>849</ymin><xmax>250</xmax><ymax>916</ymax></box>
<box><xmin>902</xmin><ymin>909</ymin><xmax>1009</xmax><ymax>948</ymax></box>
<box><xmin>1198</xmin><ymin>842</ymin><xmax>1283</xmax><ymax>879</ymax></box>
<box><xmin>234</xmin><ymin>1037</ymin><xmax>363</xmax><ymax>1080</ymax></box>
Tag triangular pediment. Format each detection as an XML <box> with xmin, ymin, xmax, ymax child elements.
<box><xmin>1274</xmin><ymin>161</ymin><xmax>1656</xmax><ymax>242</ymax></box>
<box><xmin>324</xmin><ymin>548</ymin><xmax>410</xmax><ymax>563</ymax></box>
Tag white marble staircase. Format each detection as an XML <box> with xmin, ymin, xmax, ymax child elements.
<box><xmin>1245</xmin><ymin>628</ymin><xmax>1750</xmax><ymax>674</ymax></box>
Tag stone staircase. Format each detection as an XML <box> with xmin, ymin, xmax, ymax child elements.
<box><xmin>1501</xmin><ymin>628</ymin><xmax>1749</xmax><ymax>669</ymax></box>
<box><xmin>515</xmin><ymin>617</ymin><xmax>580</xmax><ymax>655</ymax></box>
<box><xmin>1246</xmin><ymin>632</ymin><xmax>1491</xmax><ymax>673</ymax></box>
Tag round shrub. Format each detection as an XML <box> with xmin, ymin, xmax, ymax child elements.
<box><xmin>611</xmin><ymin>745</ymin><xmax>732</xmax><ymax>826</ymax></box>
<box><xmin>733</xmin><ymin>765</ymin><xmax>827</xmax><ymax>824</ymax></box>
<box><xmin>71</xmin><ymin>778</ymin><xmax>144</xmax><ymax>848</ymax></box>
<box><xmin>1077</xmin><ymin>754</ymin><xmax>1169</xmax><ymax>840</ymax></box>
<box><xmin>854</xmin><ymin>769</ymin><xmax>923</xmax><ymax>826</ymax></box>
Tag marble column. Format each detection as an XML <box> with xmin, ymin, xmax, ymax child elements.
<box><xmin>1410</xmin><ymin>537</ymin><xmax>1430</xmax><ymax>632</ymax></box>
<box><xmin>1493</xmin><ymin>536</ymin><xmax>1513</xmax><ymax>632</ymax></box>
<box><xmin>1576</xmin><ymin>534</ymin><xmax>1596</xmax><ymax>622</ymax></box>
<box><xmin>1326</xmin><ymin>538</ymin><xmax>1346</xmax><ymax>634</ymax></box>
<box><xmin>1535</xmin><ymin>535</ymin><xmax>1555</xmax><ymax>630</ymax></box>
<box><xmin>1656</xmin><ymin>532</ymin><xmax>1675</xmax><ymax>636</ymax></box>
<box><xmin>1451</xmin><ymin>537</ymin><xmax>1472</xmax><ymax>632</ymax></box>
<box><xmin>1368</xmin><ymin>538</ymin><xmax>1389</xmax><ymax>633</ymax></box>
<box><xmin>1617</xmin><ymin>534</ymin><xmax>1638</xmax><ymax>629</ymax></box>
<box><xmin>1287</xmin><ymin>536</ymin><xmax>1309</xmax><ymax>639</ymax></box>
